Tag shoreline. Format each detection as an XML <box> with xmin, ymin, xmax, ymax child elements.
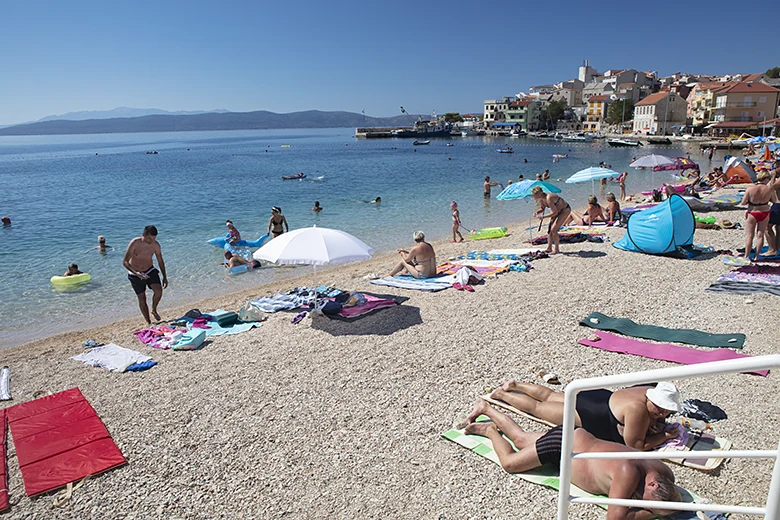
<box><xmin>2</xmin><ymin>197</ymin><xmax>778</xmax><ymax>519</ymax></box>
<box><xmin>5</xmin><ymin>186</ymin><xmax>742</xmax><ymax>353</ymax></box>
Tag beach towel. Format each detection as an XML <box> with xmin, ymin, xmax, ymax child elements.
<box><xmin>1</xmin><ymin>409</ymin><xmax>7</xmax><ymax>512</ymax></box>
<box><xmin>443</xmin><ymin>417</ymin><xmax>707</xmax><ymax>518</ymax></box>
<box><xmin>133</xmin><ymin>326</ymin><xmax>186</xmax><ymax>349</ymax></box>
<box><xmin>437</xmin><ymin>260</ymin><xmax>511</xmax><ymax>277</ymax></box>
<box><xmin>201</xmin><ymin>310</ymin><xmax>262</xmax><ymax>336</ymax></box>
<box><xmin>479</xmin><ymin>396</ymin><xmax>733</xmax><ymax>472</ymax></box>
<box><xmin>338</xmin><ymin>294</ymin><xmax>398</xmax><ymax>318</ymax></box>
<box><xmin>0</xmin><ymin>366</ymin><xmax>10</xmax><ymax>401</ymax></box>
<box><xmin>70</xmin><ymin>344</ymin><xmax>153</xmax><ymax>373</ymax></box>
<box><xmin>716</xmin><ymin>271</ymin><xmax>780</xmax><ymax>286</ymax></box>
<box><xmin>579</xmin><ymin>331</ymin><xmax>768</xmax><ymax>376</ymax></box>
<box><xmin>370</xmin><ymin>275</ymin><xmax>454</xmax><ymax>292</ymax></box>
<box><xmin>5</xmin><ymin>388</ymin><xmax>126</xmax><ymax>497</ymax></box>
<box><xmin>580</xmin><ymin>312</ymin><xmax>745</xmax><ymax>349</ymax></box>
<box><xmin>249</xmin><ymin>287</ymin><xmax>317</xmax><ymax>313</ymax></box>
<box><xmin>705</xmin><ymin>281</ymin><xmax>780</xmax><ymax>297</ymax></box>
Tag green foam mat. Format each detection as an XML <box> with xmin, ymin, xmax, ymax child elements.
<box><xmin>580</xmin><ymin>312</ymin><xmax>746</xmax><ymax>349</ymax></box>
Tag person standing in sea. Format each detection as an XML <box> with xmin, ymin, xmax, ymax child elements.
<box><xmin>268</xmin><ymin>206</ymin><xmax>289</xmax><ymax>238</ymax></box>
<box><xmin>122</xmin><ymin>225</ymin><xmax>168</xmax><ymax>324</ymax></box>
<box><xmin>483</xmin><ymin>176</ymin><xmax>499</xmax><ymax>198</ymax></box>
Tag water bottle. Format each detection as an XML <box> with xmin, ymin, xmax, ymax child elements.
<box><xmin>677</xmin><ymin>417</ymin><xmax>710</xmax><ymax>431</ymax></box>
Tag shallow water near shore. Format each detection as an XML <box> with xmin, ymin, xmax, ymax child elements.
<box><xmin>0</xmin><ymin>129</ymin><xmax>711</xmax><ymax>348</ymax></box>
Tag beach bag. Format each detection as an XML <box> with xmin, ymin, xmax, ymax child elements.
<box><xmin>172</xmin><ymin>328</ymin><xmax>206</xmax><ymax>350</ymax></box>
<box><xmin>238</xmin><ymin>301</ymin><xmax>267</xmax><ymax>323</ymax></box>
<box><xmin>210</xmin><ymin>309</ymin><xmax>239</xmax><ymax>327</ymax></box>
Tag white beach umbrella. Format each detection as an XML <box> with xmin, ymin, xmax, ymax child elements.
<box><xmin>253</xmin><ymin>226</ymin><xmax>374</xmax><ymax>305</ymax></box>
<box><xmin>629</xmin><ymin>154</ymin><xmax>674</xmax><ymax>168</ymax></box>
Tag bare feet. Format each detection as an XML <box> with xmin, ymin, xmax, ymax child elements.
<box><xmin>152</xmin><ymin>310</ymin><xmax>161</xmax><ymax>321</ymax></box>
<box><xmin>464</xmin><ymin>420</ymin><xmax>497</xmax><ymax>437</ymax></box>
<box><xmin>464</xmin><ymin>399</ymin><xmax>491</xmax><ymax>425</ymax></box>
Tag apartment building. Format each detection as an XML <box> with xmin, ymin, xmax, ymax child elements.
<box><xmin>710</xmin><ymin>81</ymin><xmax>780</xmax><ymax>133</ymax></box>
<box><xmin>632</xmin><ymin>91</ymin><xmax>688</xmax><ymax>135</ymax></box>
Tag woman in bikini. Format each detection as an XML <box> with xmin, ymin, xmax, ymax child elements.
<box><xmin>741</xmin><ymin>171</ymin><xmax>778</xmax><ymax>261</ymax></box>
<box><xmin>267</xmin><ymin>206</ymin><xmax>289</xmax><ymax>239</ymax></box>
<box><xmin>488</xmin><ymin>381</ymin><xmax>681</xmax><ymax>451</ymax></box>
<box><xmin>566</xmin><ymin>195</ymin><xmax>606</xmax><ymax>227</ymax></box>
<box><xmin>450</xmin><ymin>201</ymin><xmax>464</xmax><ymax>243</ymax></box>
<box><xmin>531</xmin><ymin>186</ymin><xmax>571</xmax><ymax>254</ymax></box>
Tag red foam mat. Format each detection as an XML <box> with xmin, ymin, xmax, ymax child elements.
<box><xmin>6</xmin><ymin>388</ymin><xmax>126</xmax><ymax>497</ymax></box>
<box><xmin>1</xmin><ymin>409</ymin><xmax>8</xmax><ymax>512</ymax></box>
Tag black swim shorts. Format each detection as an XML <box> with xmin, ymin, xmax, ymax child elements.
<box><xmin>128</xmin><ymin>268</ymin><xmax>161</xmax><ymax>295</ymax></box>
<box><xmin>535</xmin><ymin>425</ymin><xmax>564</xmax><ymax>467</ymax></box>
<box><xmin>770</xmin><ymin>203</ymin><xmax>780</xmax><ymax>225</ymax></box>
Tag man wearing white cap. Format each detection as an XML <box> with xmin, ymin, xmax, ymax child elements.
<box><xmin>489</xmin><ymin>381</ymin><xmax>682</xmax><ymax>451</ymax></box>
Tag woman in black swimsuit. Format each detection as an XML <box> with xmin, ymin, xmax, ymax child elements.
<box><xmin>268</xmin><ymin>206</ymin><xmax>289</xmax><ymax>238</ymax></box>
<box><xmin>489</xmin><ymin>381</ymin><xmax>681</xmax><ymax>451</ymax></box>
<box><xmin>531</xmin><ymin>186</ymin><xmax>571</xmax><ymax>254</ymax></box>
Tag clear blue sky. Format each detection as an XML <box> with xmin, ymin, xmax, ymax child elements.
<box><xmin>1</xmin><ymin>0</ymin><xmax>777</xmax><ymax>125</ymax></box>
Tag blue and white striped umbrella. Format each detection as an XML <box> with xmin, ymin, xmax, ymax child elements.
<box><xmin>565</xmin><ymin>167</ymin><xmax>621</xmax><ymax>184</ymax></box>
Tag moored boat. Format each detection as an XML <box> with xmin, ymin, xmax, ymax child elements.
<box><xmin>413</xmin><ymin>140</ymin><xmax>430</xmax><ymax>145</ymax></box>
<box><xmin>282</xmin><ymin>173</ymin><xmax>306</xmax><ymax>180</ymax></box>
<box><xmin>607</xmin><ymin>138</ymin><xmax>643</xmax><ymax>147</ymax></box>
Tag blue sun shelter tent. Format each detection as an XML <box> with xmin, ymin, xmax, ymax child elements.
<box><xmin>614</xmin><ymin>194</ymin><xmax>695</xmax><ymax>254</ymax></box>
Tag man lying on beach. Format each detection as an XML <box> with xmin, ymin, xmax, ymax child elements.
<box><xmin>387</xmin><ymin>231</ymin><xmax>436</xmax><ymax>278</ymax></box>
<box><xmin>489</xmin><ymin>381</ymin><xmax>681</xmax><ymax>451</ymax></box>
<box><xmin>463</xmin><ymin>400</ymin><xmax>681</xmax><ymax>520</ymax></box>
<box><xmin>123</xmin><ymin>225</ymin><xmax>168</xmax><ymax>324</ymax></box>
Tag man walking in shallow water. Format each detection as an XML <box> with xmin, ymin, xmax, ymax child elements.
<box><xmin>123</xmin><ymin>225</ymin><xmax>168</xmax><ymax>324</ymax></box>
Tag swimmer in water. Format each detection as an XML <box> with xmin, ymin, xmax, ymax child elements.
<box><xmin>312</xmin><ymin>201</ymin><xmax>323</xmax><ymax>212</ymax></box>
<box><xmin>85</xmin><ymin>235</ymin><xmax>114</xmax><ymax>254</ymax></box>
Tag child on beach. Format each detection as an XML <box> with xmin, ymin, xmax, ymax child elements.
<box><xmin>617</xmin><ymin>171</ymin><xmax>628</xmax><ymax>200</ymax></box>
<box><xmin>450</xmin><ymin>201</ymin><xmax>464</xmax><ymax>243</ymax></box>
<box><xmin>64</xmin><ymin>263</ymin><xmax>82</xmax><ymax>276</ymax></box>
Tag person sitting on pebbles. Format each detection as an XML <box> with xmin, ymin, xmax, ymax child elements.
<box><xmin>462</xmin><ymin>400</ymin><xmax>681</xmax><ymax>520</ymax></box>
<box><xmin>387</xmin><ymin>231</ymin><xmax>436</xmax><ymax>279</ymax></box>
<box><xmin>488</xmin><ymin>381</ymin><xmax>682</xmax><ymax>451</ymax></box>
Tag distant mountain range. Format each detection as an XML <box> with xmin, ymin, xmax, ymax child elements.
<box><xmin>0</xmin><ymin>109</ymin><xmax>424</xmax><ymax>136</ymax></box>
<box><xmin>34</xmin><ymin>107</ymin><xmax>231</xmax><ymax>122</ymax></box>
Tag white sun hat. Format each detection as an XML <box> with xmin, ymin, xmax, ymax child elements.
<box><xmin>646</xmin><ymin>382</ymin><xmax>681</xmax><ymax>412</ymax></box>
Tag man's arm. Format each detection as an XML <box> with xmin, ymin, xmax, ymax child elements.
<box><xmin>155</xmin><ymin>243</ymin><xmax>168</xmax><ymax>289</ymax></box>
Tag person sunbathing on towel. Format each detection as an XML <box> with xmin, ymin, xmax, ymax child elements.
<box><xmin>463</xmin><ymin>401</ymin><xmax>681</xmax><ymax>520</ymax></box>
<box><xmin>387</xmin><ymin>231</ymin><xmax>436</xmax><ymax>278</ymax></box>
<box><xmin>565</xmin><ymin>196</ymin><xmax>606</xmax><ymax>226</ymax></box>
<box><xmin>605</xmin><ymin>192</ymin><xmax>621</xmax><ymax>223</ymax></box>
<box><xmin>489</xmin><ymin>381</ymin><xmax>681</xmax><ymax>451</ymax></box>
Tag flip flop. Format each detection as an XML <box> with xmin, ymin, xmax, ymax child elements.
<box><xmin>463</xmin><ymin>285</ymin><xmax>475</xmax><ymax>292</ymax></box>
<box><xmin>291</xmin><ymin>311</ymin><xmax>307</xmax><ymax>324</ymax></box>
<box><xmin>452</xmin><ymin>282</ymin><xmax>464</xmax><ymax>291</ymax></box>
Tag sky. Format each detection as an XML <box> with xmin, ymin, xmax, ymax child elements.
<box><xmin>1</xmin><ymin>0</ymin><xmax>778</xmax><ymax>125</ymax></box>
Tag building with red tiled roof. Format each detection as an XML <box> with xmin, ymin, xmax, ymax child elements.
<box><xmin>633</xmin><ymin>92</ymin><xmax>688</xmax><ymax>135</ymax></box>
<box><xmin>711</xmin><ymin>81</ymin><xmax>780</xmax><ymax>132</ymax></box>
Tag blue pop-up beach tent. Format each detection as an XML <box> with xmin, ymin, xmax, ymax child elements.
<box><xmin>614</xmin><ymin>194</ymin><xmax>694</xmax><ymax>255</ymax></box>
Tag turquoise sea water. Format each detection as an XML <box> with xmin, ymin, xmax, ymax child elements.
<box><xmin>0</xmin><ymin>129</ymin><xmax>706</xmax><ymax>348</ymax></box>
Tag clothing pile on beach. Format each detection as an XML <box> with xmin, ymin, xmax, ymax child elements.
<box><xmin>529</xmin><ymin>231</ymin><xmax>606</xmax><ymax>245</ymax></box>
<box><xmin>249</xmin><ymin>286</ymin><xmax>399</xmax><ymax>319</ymax></box>
<box><xmin>706</xmin><ymin>265</ymin><xmax>780</xmax><ymax>297</ymax></box>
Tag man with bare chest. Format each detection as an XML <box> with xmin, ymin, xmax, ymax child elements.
<box><xmin>123</xmin><ymin>225</ymin><xmax>168</xmax><ymax>324</ymax></box>
<box><xmin>464</xmin><ymin>401</ymin><xmax>681</xmax><ymax>520</ymax></box>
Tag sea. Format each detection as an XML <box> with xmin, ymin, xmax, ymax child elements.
<box><xmin>0</xmin><ymin>128</ymin><xmax>710</xmax><ymax>348</ymax></box>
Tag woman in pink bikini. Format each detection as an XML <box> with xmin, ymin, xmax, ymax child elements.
<box><xmin>450</xmin><ymin>201</ymin><xmax>464</xmax><ymax>242</ymax></box>
<box><xmin>741</xmin><ymin>171</ymin><xmax>778</xmax><ymax>261</ymax></box>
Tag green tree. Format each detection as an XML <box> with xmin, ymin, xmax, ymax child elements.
<box><xmin>547</xmin><ymin>100</ymin><xmax>567</xmax><ymax>125</ymax></box>
<box><xmin>442</xmin><ymin>112</ymin><xmax>464</xmax><ymax>123</ymax></box>
<box><xmin>767</xmin><ymin>67</ymin><xmax>780</xmax><ymax>78</ymax></box>
<box><xmin>606</xmin><ymin>99</ymin><xmax>635</xmax><ymax>125</ymax></box>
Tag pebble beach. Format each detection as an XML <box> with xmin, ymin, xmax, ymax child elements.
<box><xmin>1</xmin><ymin>187</ymin><xmax>778</xmax><ymax>519</ymax></box>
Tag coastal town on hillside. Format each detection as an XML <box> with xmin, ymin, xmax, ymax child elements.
<box><xmin>356</xmin><ymin>61</ymin><xmax>780</xmax><ymax>141</ymax></box>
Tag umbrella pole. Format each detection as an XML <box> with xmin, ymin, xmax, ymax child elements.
<box><xmin>313</xmin><ymin>265</ymin><xmax>317</xmax><ymax>311</ymax></box>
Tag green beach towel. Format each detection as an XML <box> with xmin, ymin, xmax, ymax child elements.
<box><xmin>580</xmin><ymin>312</ymin><xmax>745</xmax><ymax>349</ymax></box>
<box><xmin>443</xmin><ymin>417</ymin><xmax>709</xmax><ymax>518</ymax></box>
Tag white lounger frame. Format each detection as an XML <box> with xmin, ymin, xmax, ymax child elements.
<box><xmin>556</xmin><ymin>354</ymin><xmax>780</xmax><ymax>519</ymax></box>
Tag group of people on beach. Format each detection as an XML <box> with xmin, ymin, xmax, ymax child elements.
<box><xmin>460</xmin><ymin>381</ymin><xmax>685</xmax><ymax>518</ymax></box>
<box><xmin>742</xmin><ymin>161</ymin><xmax>780</xmax><ymax>259</ymax></box>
